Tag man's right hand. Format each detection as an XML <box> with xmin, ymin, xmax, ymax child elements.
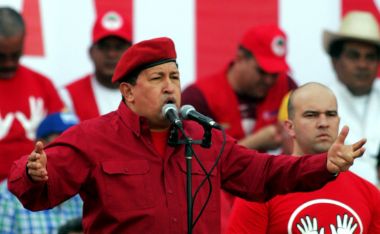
<box><xmin>27</xmin><ymin>141</ymin><xmax>48</xmax><ymax>181</ymax></box>
<box><xmin>327</xmin><ymin>125</ymin><xmax>366</xmax><ymax>174</ymax></box>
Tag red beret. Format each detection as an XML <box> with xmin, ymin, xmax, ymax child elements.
<box><xmin>112</xmin><ymin>37</ymin><xmax>177</xmax><ymax>83</ymax></box>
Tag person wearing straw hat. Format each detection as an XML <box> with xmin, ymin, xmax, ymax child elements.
<box><xmin>226</xmin><ymin>82</ymin><xmax>380</xmax><ymax>234</ymax></box>
<box><xmin>323</xmin><ymin>10</ymin><xmax>380</xmax><ymax>186</ymax></box>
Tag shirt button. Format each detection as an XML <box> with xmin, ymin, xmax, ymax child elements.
<box><xmin>168</xmin><ymin>189</ymin><xmax>174</xmax><ymax>194</ymax></box>
<box><xmin>172</xmin><ymin>217</ymin><xmax>178</xmax><ymax>223</ymax></box>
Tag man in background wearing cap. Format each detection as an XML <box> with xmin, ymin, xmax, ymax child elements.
<box><xmin>182</xmin><ymin>25</ymin><xmax>296</xmax><ymax>152</ymax></box>
<box><xmin>323</xmin><ymin>11</ymin><xmax>380</xmax><ymax>186</ymax></box>
<box><xmin>61</xmin><ymin>11</ymin><xmax>131</xmax><ymax>121</ymax></box>
<box><xmin>0</xmin><ymin>112</ymin><xmax>82</xmax><ymax>234</ymax></box>
<box><xmin>182</xmin><ymin>25</ymin><xmax>297</xmax><ymax>232</ymax></box>
<box><xmin>8</xmin><ymin>37</ymin><xmax>366</xmax><ymax>233</ymax></box>
<box><xmin>0</xmin><ymin>7</ymin><xmax>64</xmax><ymax>181</ymax></box>
<box><xmin>226</xmin><ymin>82</ymin><xmax>380</xmax><ymax>234</ymax></box>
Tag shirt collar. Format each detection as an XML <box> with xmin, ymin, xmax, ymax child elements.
<box><xmin>117</xmin><ymin>101</ymin><xmax>150</xmax><ymax>136</ymax></box>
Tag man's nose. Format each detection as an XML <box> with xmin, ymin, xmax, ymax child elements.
<box><xmin>317</xmin><ymin>115</ymin><xmax>329</xmax><ymax>127</ymax></box>
<box><xmin>163</xmin><ymin>77</ymin><xmax>175</xmax><ymax>93</ymax></box>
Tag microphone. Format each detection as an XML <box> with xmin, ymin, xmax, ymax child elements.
<box><xmin>162</xmin><ymin>103</ymin><xmax>183</xmax><ymax>129</ymax></box>
<box><xmin>180</xmin><ymin>105</ymin><xmax>221</xmax><ymax>129</ymax></box>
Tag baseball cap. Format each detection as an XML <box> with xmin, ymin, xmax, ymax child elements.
<box><xmin>36</xmin><ymin>112</ymin><xmax>79</xmax><ymax>139</ymax></box>
<box><xmin>92</xmin><ymin>11</ymin><xmax>132</xmax><ymax>44</ymax></box>
<box><xmin>112</xmin><ymin>37</ymin><xmax>177</xmax><ymax>83</ymax></box>
<box><xmin>240</xmin><ymin>25</ymin><xmax>289</xmax><ymax>73</ymax></box>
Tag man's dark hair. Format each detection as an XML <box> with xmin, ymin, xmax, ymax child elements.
<box><xmin>328</xmin><ymin>39</ymin><xmax>380</xmax><ymax>58</ymax></box>
<box><xmin>58</xmin><ymin>217</ymin><xmax>83</xmax><ymax>234</ymax></box>
<box><xmin>238</xmin><ymin>45</ymin><xmax>253</xmax><ymax>59</ymax></box>
<box><xmin>118</xmin><ymin>70</ymin><xmax>140</xmax><ymax>85</ymax></box>
<box><xmin>0</xmin><ymin>7</ymin><xmax>25</xmax><ymax>37</ymax></box>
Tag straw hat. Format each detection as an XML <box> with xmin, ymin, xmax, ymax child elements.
<box><xmin>323</xmin><ymin>11</ymin><xmax>380</xmax><ymax>53</ymax></box>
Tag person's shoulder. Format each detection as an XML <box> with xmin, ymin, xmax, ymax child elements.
<box><xmin>18</xmin><ymin>65</ymin><xmax>50</xmax><ymax>80</ymax></box>
<box><xmin>77</xmin><ymin>110</ymin><xmax>118</xmax><ymax>131</ymax></box>
<box><xmin>341</xmin><ymin>171</ymin><xmax>380</xmax><ymax>191</ymax></box>
<box><xmin>65</xmin><ymin>74</ymin><xmax>92</xmax><ymax>88</ymax></box>
<box><xmin>372</xmin><ymin>78</ymin><xmax>380</xmax><ymax>92</ymax></box>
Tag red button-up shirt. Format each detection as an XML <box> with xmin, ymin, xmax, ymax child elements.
<box><xmin>8</xmin><ymin>102</ymin><xmax>335</xmax><ymax>234</ymax></box>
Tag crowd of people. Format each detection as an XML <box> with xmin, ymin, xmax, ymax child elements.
<box><xmin>0</xmin><ymin>5</ymin><xmax>379</xmax><ymax>234</ymax></box>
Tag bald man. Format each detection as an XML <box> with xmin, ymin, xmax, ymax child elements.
<box><xmin>227</xmin><ymin>82</ymin><xmax>380</xmax><ymax>234</ymax></box>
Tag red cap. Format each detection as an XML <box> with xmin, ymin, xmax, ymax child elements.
<box><xmin>240</xmin><ymin>25</ymin><xmax>289</xmax><ymax>73</ymax></box>
<box><xmin>92</xmin><ymin>11</ymin><xmax>131</xmax><ymax>44</ymax></box>
<box><xmin>112</xmin><ymin>37</ymin><xmax>177</xmax><ymax>83</ymax></box>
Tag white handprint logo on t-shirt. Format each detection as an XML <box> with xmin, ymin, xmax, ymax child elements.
<box><xmin>0</xmin><ymin>112</ymin><xmax>14</xmax><ymax>140</ymax></box>
<box><xmin>297</xmin><ymin>216</ymin><xmax>325</xmax><ymax>234</ymax></box>
<box><xmin>15</xmin><ymin>96</ymin><xmax>47</xmax><ymax>141</ymax></box>
<box><xmin>330</xmin><ymin>214</ymin><xmax>358</xmax><ymax>234</ymax></box>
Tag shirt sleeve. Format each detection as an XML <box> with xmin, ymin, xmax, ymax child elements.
<box><xmin>8</xmin><ymin>126</ymin><xmax>91</xmax><ymax>211</ymax></box>
<box><xmin>226</xmin><ymin>197</ymin><xmax>269</xmax><ymax>234</ymax></box>
<box><xmin>219</xmin><ymin>142</ymin><xmax>336</xmax><ymax>202</ymax></box>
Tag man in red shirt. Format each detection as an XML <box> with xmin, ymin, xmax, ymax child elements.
<box><xmin>0</xmin><ymin>7</ymin><xmax>64</xmax><ymax>181</ymax></box>
<box><xmin>62</xmin><ymin>11</ymin><xmax>131</xmax><ymax>121</ymax></box>
<box><xmin>182</xmin><ymin>25</ymin><xmax>296</xmax><ymax>152</ymax></box>
<box><xmin>9</xmin><ymin>37</ymin><xmax>366</xmax><ymax>234</ymax></box>
<box><xmin>226</xmin><ymin>83</ymin><xmax>380</xmax><ymax>234</ymax></box>
<box><xmin>182</xmin><ymin>25</ymin><xmax>297</xmax><ymax>232</ymax></box>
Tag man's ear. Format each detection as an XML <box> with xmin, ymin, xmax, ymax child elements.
<box><xmin>284</xmin><ymin>119</ymin><xmax>296</xmax><ymax>138</ymax></box>
<box><xmin>89</xmin><ymin>45</ymin><xmax>95</xmax><ymax>61</ymax></box>
<box><xmin>331</xmin><ymin>57</ymin><xmax>339</xmax><ymax>70</ymax></box>
<box><xmin>119</xmin><ymin>82</ymin><xmax>134</xmax><ymax>103</ymax></box>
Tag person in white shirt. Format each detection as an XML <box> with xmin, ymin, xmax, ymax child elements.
<box><xmin>61</xmin><ymin>11</ymin><xmax>131</xmax><ymax>121</ymax></box>
<box><xmin>323</xmin><ymin>10</ymin><xmax>380</xmax><ymax>185</ymax></box>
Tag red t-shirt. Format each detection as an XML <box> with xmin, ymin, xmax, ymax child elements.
<box><xmin>0</xmin><ymin>65</ymin><xmax>63</xmax><ymax>181</ymax></box>
<box><xmin>226</xmin><ymin>171</ymin><xmax>380</xmax><ymax>234</ymax></box>
<box><xmin>150</xmin><ymin>130</ymin><xmax>169</xmax><ymax>158</ymax></box>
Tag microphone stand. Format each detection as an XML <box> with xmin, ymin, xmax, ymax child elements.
<box><xmin>168</xmin><ymin>126</ymin><xmax>212</xmax><ymax>234</ymax></box>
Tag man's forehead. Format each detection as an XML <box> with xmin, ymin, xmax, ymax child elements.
<box><xmin>343</xmin><ymin>40</ymin><xmax>378</xmax><ymax>52</ymax></box>
<box><xmin>140</xmin><ymin>62</ymin><xmax>179</xmax><ymax>75</ymax></box>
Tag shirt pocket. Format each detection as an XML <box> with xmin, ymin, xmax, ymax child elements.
<box><xmin>177</xmin><ymin>160</ymin><xmax>218</xmax><ymax>212</ymax></box>
<box><xmin>101</xmin><ymin>160</ymin><xmax>154</xmax><ymax>211</ymax></box>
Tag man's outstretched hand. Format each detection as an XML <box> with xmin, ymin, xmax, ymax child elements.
<box><xmin>327</xmin><ymin>125</ymin><xmax>366</xmax><ymax>174</ymax></box>
<box><xmin>26</xmin><ymin>141</ymin><xmax>48</xmax><ymax>181</ymax></box>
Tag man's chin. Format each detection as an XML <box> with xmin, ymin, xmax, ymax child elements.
<box><xmin>0</xmin><ymin>71</ymin><xmax>16</xmax><ymax>79</ymax></box>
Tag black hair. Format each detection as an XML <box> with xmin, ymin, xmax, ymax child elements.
<box><xmin>238</xmin><ymin>45</ymin><xmax>253</xmax><ymax>59</ymax></box>
<box><xmin>328</xmin><ymin>39</ymin><xmax>380</xmax><ymax>58</ymax></box>
<box><xmin>0</xmin><ymin>7</ymin><xmax>25</xmax><ymax>37</ymax></box>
